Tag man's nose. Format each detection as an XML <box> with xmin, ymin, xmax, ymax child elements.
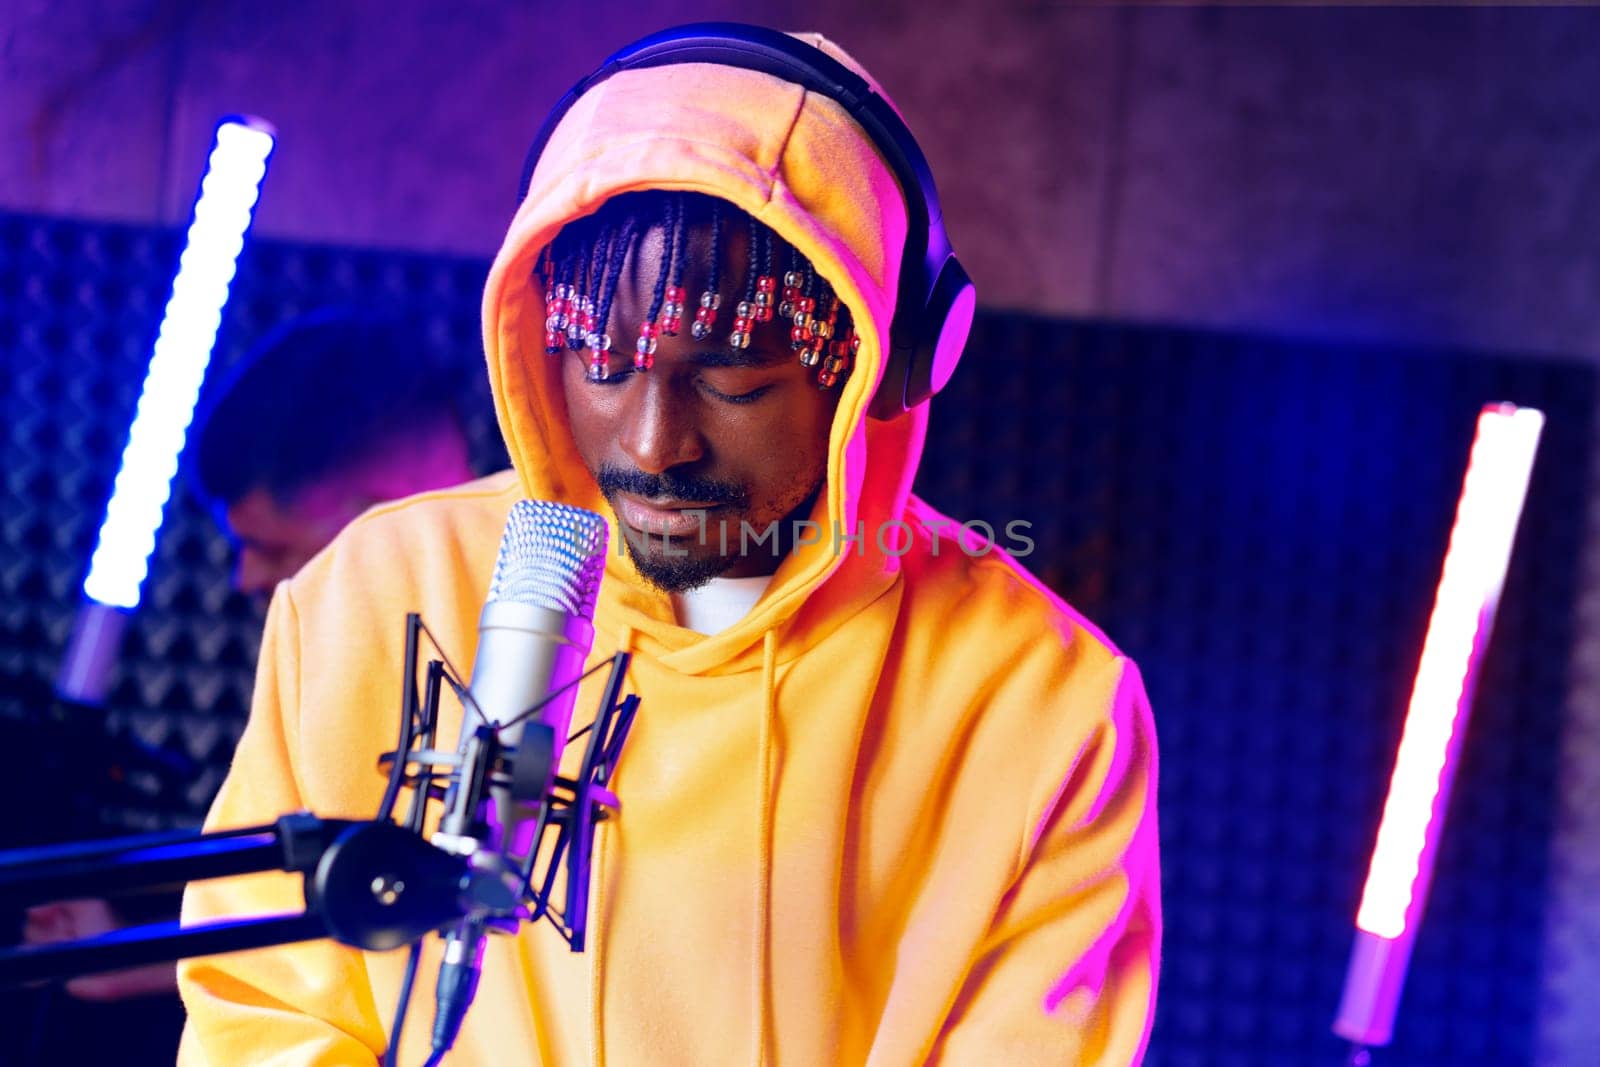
<box><xmin>617</xmin><ymin>379</ymin><xmax>705</xmax><ymax>475</ymax></box>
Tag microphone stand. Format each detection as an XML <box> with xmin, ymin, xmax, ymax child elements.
<box><xmin>0</xmin><ymin>614</ymin><xmax>638</xmax><ymax>1026</ymax></box>
<box><xmin>0</xmin><ymin>815</ymin><xmax>426</xmax><ymax>986</ymax></box>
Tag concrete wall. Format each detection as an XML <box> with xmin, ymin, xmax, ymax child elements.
<box><xmin>6</xmin><ymin>2</ymin><xmax>1600</xmax><ymax>357</ymax></box>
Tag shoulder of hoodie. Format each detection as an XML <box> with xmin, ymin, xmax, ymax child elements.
<box><xmin>282</xmin><ymin>469</ymin><xmax>521</xmax><ymax>610</ymax></box>
<box><xmin>887</xmin><ymin>497</ymin><xmax>1151</xmax><ymax>839</ymax></box>
<box><xmin>894</xmin><ymin>494</ymin><xmax>1130</xmax><ymax>685</ymax></box>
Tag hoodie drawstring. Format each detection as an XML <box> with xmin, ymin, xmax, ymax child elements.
<box><xmin>591</xmin><ymin>624</ymin><xmax>635</xmax><ymax>1067</ymax></box>
<box><xmin>754</xmin><ymin>629</ymin><xmax>778</xmax><ymax>1066</ymax></box>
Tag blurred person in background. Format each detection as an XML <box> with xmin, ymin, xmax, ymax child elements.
<box><xmin>194</xmin><ymin>309</ymin><xmax>482</xmax><ymax>600</ymax></box>
<box><xmin>13</xmin><ymin>309</ymin><xmax>487</xmax><ymax>1063</ymax></box>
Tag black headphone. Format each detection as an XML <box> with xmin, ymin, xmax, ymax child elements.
<box><xmin>517</xmin><ymin>22</ymin><xmax>976</xmax><ymax>421</ymax></box>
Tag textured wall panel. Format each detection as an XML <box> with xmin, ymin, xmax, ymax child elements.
<box><xmin>1534</xmin><ymin>410</ymin><xmax>1600</xmax><ymax>1064</ymax></box>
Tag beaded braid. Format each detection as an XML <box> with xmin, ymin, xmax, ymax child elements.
<box><xmin>564</xmin><ymin>236</ymin><xmax>587</xmax><ymax>350</ymax></box>
<box><xmin>535</xmin><ymin>191</ymin><xmax>859</xmax><ymax>388</ymax></box>
<box><xmin>752</xmin><ymin>225</ymin><xmax>777</xmax><ymax>325</ymax></box>
<box><xmin>660</xmin><ymin>194</ymin><xmax>687</xmax><ymax>337</ymax></box>
<box><xmin>645</xmin><ymin>212</ymin><xmax>672</xmax><ymax>324</ymax></box>
<box><xmin>812</xmin><ymin>288</ymin><xmax>843</xmax><ymax>382</ymax></box>
<box><xmin>798</xmin><ymin>279</ymin><xmax>832</xmax><ymax>368</ymax></box>
<box><xmin>581</xmin><ymin>222</ymin><xmax>616</xmax><ymax>377</ymax></box>
<box><xmin>819</xmin><ymin>295</ymin><xmax>858</xmax><ymax>388</ymax></box>
<box><xmin>567</xmin><ymin>227</ymin><xmax>608</xmax><ymax>351</ymax></box>
<box><xmin>542</xmin><ymin>246</ymin><xmax>566</xmax><ymax>353</ymax></box>
<box><xmin>582</xmin><ymin>222</ymin><xmax>614</xmax><ymax>350</ymax></box>
<box><xmin>691</xmin><ymin>200</ymin><xmax>723</xmax><ymax>340</ymax></box>
<box><xmin>791</xmin><ymin>262</ymin><xmax>818</xmax><ymax>355</ymax></box>
<box><xmin>728</xmin><ymin>215</ymin><xmax>762</xmax><ymax>350</ymax></box>
<box><xmin>589</xmin><ymin>217</ymin><xmax>638</xmax><ymax>380</ymax></box>
<box><xmin>636</xmin><ymin>195</ymin><xmax>693</xmax><ymax>369</ymax></box>
<box><xmin>779</xmin><ymin>245</ymin><xmax>802</xmax><ymax>319</ymax></box>
<box><xmin>545</xmin><ymin>247</ymin><xmax>571</xmax><ymax>353</ymax></box>
<box><xmin>636</xmin><ymin>197</ymin><xmax>674</xmax><ymax>370</ymax></box>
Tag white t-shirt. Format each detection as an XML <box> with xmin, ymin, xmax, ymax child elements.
<box><xmin>671</xmin><ymin>574</ymin><xmax>774</xmax><ymax>635</ymax></box>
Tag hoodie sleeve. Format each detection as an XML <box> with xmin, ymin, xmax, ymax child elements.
<box><xmin>930</xmin><ymin>656</ymin><xmax>1162</xmax><ymax>1066</ymax></box>
<box><xmin>177</xmin><ymin>582</ymin><xmax>388</xmax><ymax>1066</ymax></box>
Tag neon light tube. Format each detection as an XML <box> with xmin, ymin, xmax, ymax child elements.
<box><xmin>81</xmin><ymin>117</ymin><xmax>275</xmax><ymax>609</ymax></box>
<box><xmin>58</xmin><ymin>116</ymin><xmax>275</xmax><ymax>703</ymax></box>
<box><xmin>1334</xmin><ymin>402</ymin><xmax>1544</xmax><ymax>1048</ymax></box>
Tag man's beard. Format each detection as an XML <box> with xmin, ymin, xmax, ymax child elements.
<box><xmin>595</xmin><ymin>464</ymin><xmax>821</xmax><ymax>595</ymax></box>
<box><xmin>621</xmin><ymin>535</ymin><xmax>733</xmax><ymax>594</ymax></box>
<box><xmin>597</xmin><ymin>465</ymin><xmax>744</xmax><ymax>594</ymax></box>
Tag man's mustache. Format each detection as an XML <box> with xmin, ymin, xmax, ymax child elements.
<box><xmin>596</xmin><ymin>464</ymin><xmax>749</xmax><ymax>509</ymax></box>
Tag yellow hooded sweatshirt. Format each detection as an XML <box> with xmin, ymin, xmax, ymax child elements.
<box><xmin>179</xmin><ymin>34</ymin><xmax>1160</xmax><ymax>1067</ymax></box>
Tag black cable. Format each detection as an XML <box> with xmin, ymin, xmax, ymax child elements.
<box><xmin>377</xmin><ymin>615</ymin><xmax>422</xmax><ymax>822</ymax></box>
<box><xmin>382</xmin><ymin>940</ymin><xmax>424</xmax><ymax>1067</ymax></box>
<box><xmin>429</xmin><ymin>919</ymin><xmax>483</xmax><ymax>1066</ymax></box>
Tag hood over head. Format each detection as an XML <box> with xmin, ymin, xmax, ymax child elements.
<box><xmin>481</xmin><ymin>31</ymin><xmax>937</xmax><ymax>672</ymax></box>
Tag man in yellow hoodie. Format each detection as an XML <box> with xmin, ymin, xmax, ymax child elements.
<box><xmin>178</xmin><ymin>24</ymin><xmax>1161</xmax><ymax>1066</ymax></box>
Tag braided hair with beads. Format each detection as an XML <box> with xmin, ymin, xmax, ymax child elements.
<box><xmin>539</xmin><ymin>192</ymin><xmax>858</xmax><ymax>388</ymax></box>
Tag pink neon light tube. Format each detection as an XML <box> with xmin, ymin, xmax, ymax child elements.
<box><xmin>1334</xmin><ymin>403</ymin><xmax>1544</xmax><ymax>1048</ymax></box>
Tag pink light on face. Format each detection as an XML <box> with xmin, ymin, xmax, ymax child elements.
<box><xmin>1335</xmin><ymin>403</ymin><xmax>1544</xmax><ymax>1048</ymax></box>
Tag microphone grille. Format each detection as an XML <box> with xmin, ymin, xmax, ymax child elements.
<box><xmin>488</xmin><ymin>500</ymin><xmax>609</xmax><ymax>618</ymax></box>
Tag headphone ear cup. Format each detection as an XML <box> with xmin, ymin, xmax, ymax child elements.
<box><xmin>915</xmin><ymin>258</ymin><xmax>976</xmax><ymax>405</ymax></box>
<box><xmin>869</xmin><ymin>258</ymin><xmax>975</xmax><ymax>420</ymax></box>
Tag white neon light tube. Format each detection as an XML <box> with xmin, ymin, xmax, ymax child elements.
<box><xmin>81</xmin><ymin>117</ymin><xmax>276</xmax><ymax>610</ymax></box>
<box><xmin>1334</xmin><ymin>402</ymin><xmax>1544</xmax><ymax>1048</ymax></box>
<box><xmin>57</xmin><ymin>116</ymin><xmax>274</xmax><ymax>705</ymax></box>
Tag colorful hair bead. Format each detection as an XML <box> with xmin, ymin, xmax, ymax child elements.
<box><xmin>587</xmin><ymin>338</ymin><xmax>611</xmax><ymax>382</ymax></box>
<box><xmin>779</xmin><ymin>271</ymin><xmax>801</xmax><ymax>319</ymax></box>
<box><xmin>662</xmin><ymin>284</ymin><xmax>685</xmax><ymax>336</ymax></box>
<box><xmin>692</xmin><ymin>289</ymin><xmax>721</xmax><ymax>341</ymax></box>
<box><xmin>634</xmin><ymin>321</ymin><xmax>659</xmax><ymax>371</ymax></box>
<box><xmin>566</xmin><ymin>296</ymin><xmax>589</xmax><ymax>350</ymax></box>
<box><xmin>754</xmin><ymin>279</ymin><xmax>775</xmax><ymax>323</ymax></box>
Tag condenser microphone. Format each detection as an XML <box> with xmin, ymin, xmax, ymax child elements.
<box><xmin>430</xmin><ymin>499</ymin><xmax>609</xmax><ymax>1060</ymax></box>
<box><xmin>445</xmin><ymin>499</ymin><xmax>609</xmax><ymax>865</ymax></box>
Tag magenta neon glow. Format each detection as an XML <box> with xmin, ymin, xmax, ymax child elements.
<box><xmin>1354</xmin><ymin>404</ymin><xmax>1543</xmax><ymax>940</ymax></box>
<box><xmin>1334</xmin><ymin>403</ymin><xmax>1543</xmax><ymax>1049</ymax></box>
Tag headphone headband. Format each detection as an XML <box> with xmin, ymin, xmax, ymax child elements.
<box><xmin>518</xmin><ymin>23</ymin><xmax>973</xmax><ymax>419</ymax></box>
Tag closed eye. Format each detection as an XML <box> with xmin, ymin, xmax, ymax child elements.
<box><xmin>701</xmin><ymin>381</ymin><xmax>773</xmax><ymax>405</ymax></box>
<box><xmin>587</xmin><ymin>366</ymin><xmax>636</xmax><ymax>386</ymax></box>
<box><xmin>581</xmin><ymin>359</ymin><xmax>774</xmax><ymax>403</ymax></box>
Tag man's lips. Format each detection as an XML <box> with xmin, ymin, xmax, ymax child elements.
<box><xmin>613</xmin><ymin>493</ymin><xmax>724</xmax><ymax>540</ymax></box>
